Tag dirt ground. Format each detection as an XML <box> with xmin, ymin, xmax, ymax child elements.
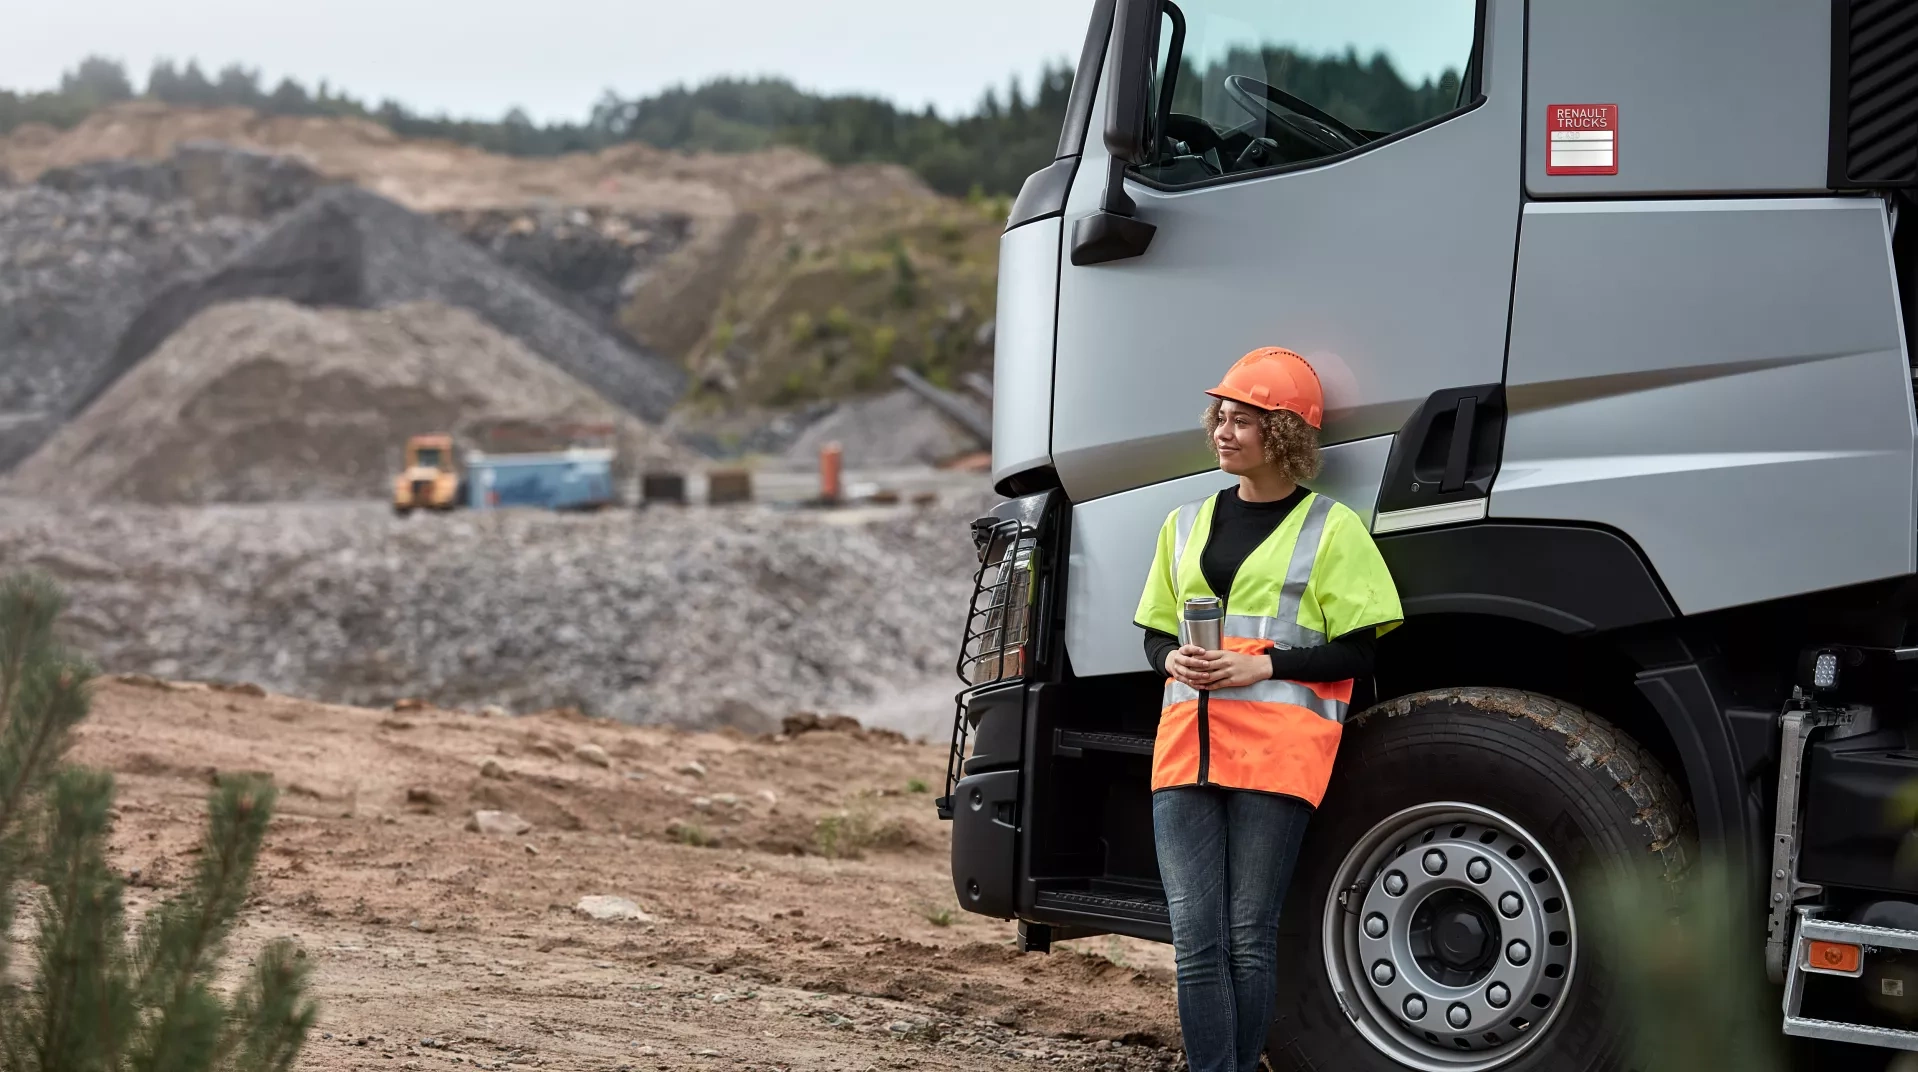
<box><xmin>70</xmin><ymin>678</ymin><xmax>1182</xmax><ymax>1072</ymax></box>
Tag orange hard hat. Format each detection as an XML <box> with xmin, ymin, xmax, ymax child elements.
<box><xmin>1206</xmin><ymin>347</ymin><xmax>1324</xmax><ymax>428</ymax></box>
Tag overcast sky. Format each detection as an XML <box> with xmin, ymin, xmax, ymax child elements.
<box><xmin>7</xmin><ymin>0</ymin><xmax>1473</xmax><ymax>124</ymax></box>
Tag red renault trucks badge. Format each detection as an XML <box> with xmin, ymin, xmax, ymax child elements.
<box><xmin>1546</xmin><ymin>104</ymin><xmax>1618</xmax><ymax>176</ymax></box>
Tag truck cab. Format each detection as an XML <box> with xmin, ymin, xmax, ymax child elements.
<box><xmin>944</xmin><ymin>1</ymin><xmax>1918</xmax><ymax>1068</ymax></box>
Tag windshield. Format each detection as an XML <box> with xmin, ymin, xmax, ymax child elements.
<box><xmin>1133</xmin><ymin>0</ymin><xmax>1479</xmax><ymax>185</ymax></box>
<box><xmin>414</xmin><ymin>448</ymin><xmax>445</xmax><ymax>469</ymax></box>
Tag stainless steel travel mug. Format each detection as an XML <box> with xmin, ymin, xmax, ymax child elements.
<box><xmin>1181</xmin><ymin>596</ymin><xmax>1224</xmax><ymax>651</ymax></box>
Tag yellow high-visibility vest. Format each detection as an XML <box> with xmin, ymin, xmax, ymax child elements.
<box><xmin>1134</xmin><ymin>490</ymin><xmax>1402</xmax><ymax>805</ymax></box>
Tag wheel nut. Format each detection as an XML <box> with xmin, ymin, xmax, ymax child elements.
<box><xmin>1422</xmin><ymin>850</ymin><xmax>1447</xmax><ymax>875</ymax></box>
<box><xmin>1403</xmin><ymin>996</ymin><xmax>1426</xmax><ymax>1020</ymax></box>
<box><xmin>1499</xmin><ymin>893</ymin><xmax>1523</xmax><ymax>918</ymax></box>
<box><xmin>1487</xmin><ymin>983</ymin><xmax>1511</xmax><ymax>1008</ymax></box>
<box><xmin>1372</xmin><ymin>961</ymin><xmax>1395</xmax><ymax>986</ymax></box>
<box><xmin>1447</xmin><ymin>1003</ymin><xmax>1471</xmax><ymax>1029</ymax></box>
<box><xmin>1364</xmin><ymin>914</ymin><xmax>1388</xmax><ymax>939</ymax></box>
<box><xmin>1384</xmin><ymin>871</ymin><xmax>1407</xmax><ymax>896</ymax></box>
<box><xmin>1467</xmin><ymin>857</ymin><xmax>1490</xmax><ymax>883</ymax></box>
<box><xmin>1507</xmin><ymin>940</ymin><xmax>1531</xmax><ymax>966</ymax></box>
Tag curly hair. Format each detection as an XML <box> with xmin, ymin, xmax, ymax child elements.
<box><xmin>1203</xmin><ymin>400</ymin><xmax>1323</xmax><ymax>483</ymax></box>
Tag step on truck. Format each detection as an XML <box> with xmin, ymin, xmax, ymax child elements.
<box><xmin>938</xmin><ymin>0</ymin><xmax>1918</xmax><ymax>1068</ymax></box>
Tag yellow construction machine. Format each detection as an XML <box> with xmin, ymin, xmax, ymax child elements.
<box><xmin>391</xmin><ymin>434</ymin><xmax>464</xmax><ymax>515</ymax></box>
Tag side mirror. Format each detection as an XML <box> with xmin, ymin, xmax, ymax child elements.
<box><xmin>1102</xmin><ymin>0</ymin><xmax>1159</xmax><ymax>166</ymax></box>
<box><xmin>1074</xmin><ymin>0</ymin><xmax>1160</xmax><ymax>267</ymax></box>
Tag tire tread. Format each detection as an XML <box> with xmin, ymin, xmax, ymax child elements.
<box><xmin>1352</xmin><ymin>687</ymin><xmax>1695</xmax><ymax>878</ymax></box>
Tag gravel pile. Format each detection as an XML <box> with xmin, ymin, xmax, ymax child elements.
<box><xmin>122</xmin><ymin>186</ymin><xmax>688</xmax><ymax>424</ymax></box>
<box><xmin>4</xmin><ymin>299</ymin><xmax>687</xmax><ymax>504</ymax></box>
<box><xmin>1</xmin><ymin>495</ymin><xmax>994</xmax><ymax>732</ymax></box>
<box><xmin>0</xmin><ymin>161</ymin><xmax>275</xmax><ymax>469</ymax></box>
<box><xmin>776</xmin><ymin>388</ymin><xmax>982</xmax><ymax>470</ymax></box>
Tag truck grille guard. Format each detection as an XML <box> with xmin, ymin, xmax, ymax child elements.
<box><xmin>937</xmin><ymin>516</ymin><xmax>1037</xmax><ymax>819</ymax></box>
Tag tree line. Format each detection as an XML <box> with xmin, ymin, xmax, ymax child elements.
<box><xmin>3</xmin><ymin>53</ymin><xmax>1456</xmax><ymax>198</ymax></box>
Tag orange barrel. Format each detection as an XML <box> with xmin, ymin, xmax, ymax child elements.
<box><xmin>820</xmin><ymin>442</ymin><xmax>843</xmax><ymax>504</ymax></box>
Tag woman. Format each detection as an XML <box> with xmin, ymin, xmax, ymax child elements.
<box><xmin>1133</xmin><ymin>347</ymin><xmax>1402</xmax><ymax>1072</ymax></box>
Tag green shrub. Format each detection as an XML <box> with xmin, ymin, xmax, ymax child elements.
<box><xmin>919</xmin><ymin>904</ymin><xmax>953</xmax><ymax>927</ymax></box>
<box><xmin>813</xmin><ymin>801</ymin><xmax>913</xmax><ymax>860</ymax></box>
<box><xmin>0</xmin><ymin>570</ymin><xmax>315</xmax><ymax>1072</ymax></box>
<box><xmin>867</xmin><ymin>325</ymin><xmax>898</xmax><ymax>366</ymax></box>
<box><xmin>667</xmin><ymin>820</ymin><xmax>717</xmax><ymax>848</ymax></box>
<box><xmin>1590</xmin><ymin>855</ymin><xmax>1783</xmax><ymax>1072</ymax></box>
<box><xmin>890</xmin><ymin>247</ymin><xmax>919</xmax><ymax>309</ymax></box>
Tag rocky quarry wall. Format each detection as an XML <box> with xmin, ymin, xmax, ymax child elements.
<box><xmin>0</xmin><ymin>148</ymin><xmax>277</xmax><ymax>469</ymax></box>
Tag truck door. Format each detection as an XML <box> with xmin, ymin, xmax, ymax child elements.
<box><xmin>1052</xmin><ymin>0</ymin><xmax>1520</xmax><ymax>507</ymax></box>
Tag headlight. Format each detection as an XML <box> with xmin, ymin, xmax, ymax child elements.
<box><xmin>962</xmin><ymin>527</ymin><xmax>1036</xmax><ymax>687</ymax></box>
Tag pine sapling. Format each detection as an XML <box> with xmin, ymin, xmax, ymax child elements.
<box><xmin>24</xmin><ymin>767</ymin><xmax>135</xmax><ymax>1072</ymax></box>
<box><xmin>130</xmin><ymin>775</ymin><xmax>280</xmax><ymax>1072</ymax></box>
<box><xmin>0</xmin><ymin>570</ymin><xmax>316</xmax><ymax>1072</ymax></box>
<box><xmin>0</xmin><ymin>571</ymin><xmax>97</xmax><ymax>1006</ymax></box>
<box><xmin>216</xmin><ymin>942</ymin><xmax>316</xmax><ymax>1072</ymax></box>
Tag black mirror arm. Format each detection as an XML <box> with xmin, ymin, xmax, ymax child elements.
<box><xmin>1072</xmin><ymin>170</ymin><xmax>1156</xmax><ymax>265</ymax></box>
<box><xmin>1098</xmin><ymin>156</ymin><xmax>1137</xmax><ymax>217</ymax></box>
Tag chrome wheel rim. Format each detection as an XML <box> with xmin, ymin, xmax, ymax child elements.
<box><xmin>1322</xmin><ymin>802</ymin><xmax>1577</xmax><ymax>1071</ymax></box>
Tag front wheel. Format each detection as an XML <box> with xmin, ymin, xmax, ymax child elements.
<box><xmin>1269</xmin><ymin>688</ymin><xmax>1693</xmax><ymax>1072</ymax></box>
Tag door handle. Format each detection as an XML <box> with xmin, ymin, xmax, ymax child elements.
<box><xmin>1374</xmin><ymin>384</ymin><xmax>1505</xmax><ymax>516</ymax></box>
<box><xmin>1441</xmin><ymin>396</ymin><xmax>1477</xmax><ymax>493</ymax></box>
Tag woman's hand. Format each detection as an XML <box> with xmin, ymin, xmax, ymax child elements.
<box><xmin>1166</xmin><ymin>646</ymin><xmax>1273</xmax><ymax>690</ymax></box>
<box><xmin>1189</xmin><ymin>649</ymin><xmax>1274</xmax><ymax>690</ymax></box>
<box><xmin>1165</xmin><ymin>644</ymin><xmax>1213</xmax><ymax>689</ymax></box>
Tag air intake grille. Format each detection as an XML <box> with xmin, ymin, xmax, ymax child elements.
<box><xmin>1834</xmin><ymin>0</ymin><xmax>1918</xmax><ymax>187</ymax></box>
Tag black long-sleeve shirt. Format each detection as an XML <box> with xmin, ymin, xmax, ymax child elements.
<box><xmin>1143</xmin><ymin>486</ymin><xmax>1377</xmax><ymax>682</ymax></box>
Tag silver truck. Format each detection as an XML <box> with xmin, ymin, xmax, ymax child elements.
<box><xmin>939</xmin><ymin>0</ymin><xmax>1918</xmax><ymax>1068</ymax></box>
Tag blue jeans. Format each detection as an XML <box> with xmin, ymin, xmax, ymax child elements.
<box><xmin>1152</xmin><ymin>786</ymin><xmax>1313</xmax><ymax>1072</ymax></box>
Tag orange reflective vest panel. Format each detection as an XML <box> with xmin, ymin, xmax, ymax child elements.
<box><xmin>1134</xmin><ymin>490</ymin><xmax>1402</xmax><ymax>807</ymax></box>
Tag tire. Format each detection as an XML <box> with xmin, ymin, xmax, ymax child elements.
<box><xmin>1268</xmin><ymin>688</ymin><xmax>1693</xmax><ymax>1072</ymax></box>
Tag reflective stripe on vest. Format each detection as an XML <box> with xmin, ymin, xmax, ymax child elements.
<box><xmin>1171</xmin><ymin>500</ymin><xmax>1202</xmax><ymax>588</ymax></box>
<box><xmin>1275</xmin><ymin>494</ymin><xmax>1334</xmax><ymax>638</ymax></box>
<box><xmin>1162</xmin><ymin>677</ymin><xmax>1348</xmax><ymax>723</ymax></box>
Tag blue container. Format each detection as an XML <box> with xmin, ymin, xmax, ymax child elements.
<box><xmin>465</xmin><ymin>448</ymin><xmax>616</xmax><ymax>511</ymax></box>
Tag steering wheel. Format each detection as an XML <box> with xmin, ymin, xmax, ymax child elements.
<box><xmin>1222</xmin><ymin>74</ymin><xmax>1367</xmax><ymax>156</ymax></box>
